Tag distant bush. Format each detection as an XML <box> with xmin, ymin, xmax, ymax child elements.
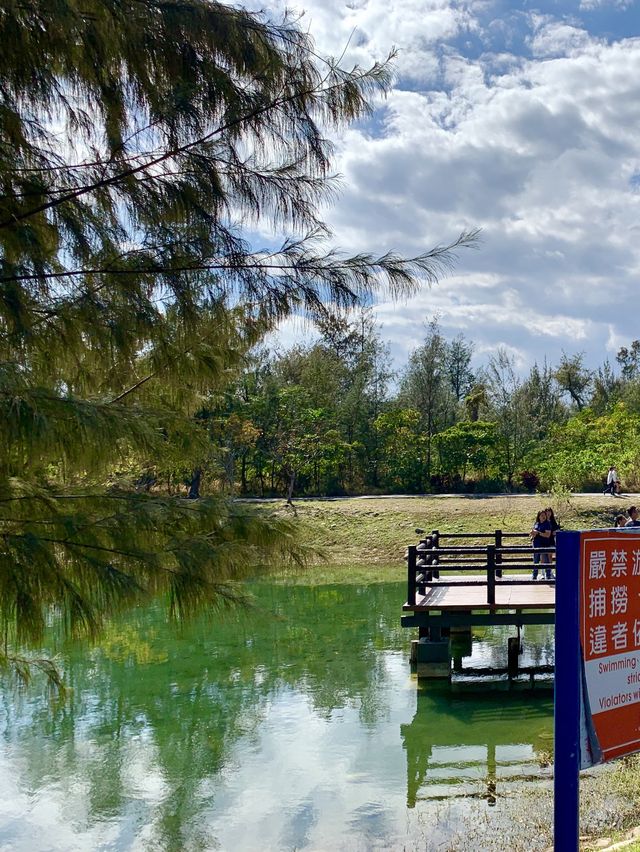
<box><xmin>519</xmin><ymin>470</ymin><xmax>540</xmax><ymax>492</ymax></box>
<box><xmin>429</xmin><ymin>474</ymin><xmax>444</xmax><ymax>491</ymax></box>
<box><xmin>474</xmin><ymin>477</ymin><xmax>506</xmax><ymax>494</ymax></box>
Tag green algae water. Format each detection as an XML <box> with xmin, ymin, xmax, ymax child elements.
<box><xmin>0</xmin><ymin>582</ymin><xmax>555</xmax><ymax>851</ymax></box>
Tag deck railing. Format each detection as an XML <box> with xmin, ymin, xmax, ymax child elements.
<box><xmin>406</xmin><ymin>529</ymin><xmax>556</xmax><ymax>606</ymax></box>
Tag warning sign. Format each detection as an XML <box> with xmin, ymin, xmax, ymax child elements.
<box><xmin>581</xmin><ymin>530</ymin><xmax>640</xmax><ymax>762</ymax></box>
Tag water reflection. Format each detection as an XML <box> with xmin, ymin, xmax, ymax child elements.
<box><xmin>0</xmin><ymin>583</ymin><xmax>556</xmax><ymax>850</ymax></box>
<box><xmin>402</xmin><ymin>685</ymin><xmax>554</xmax><ymax>808</ymax></box>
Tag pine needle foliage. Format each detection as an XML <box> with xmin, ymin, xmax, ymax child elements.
<box><xmin>0</xmin><ymin>0</ymin><xmax>477</xmax><ymax>682</ymax></box>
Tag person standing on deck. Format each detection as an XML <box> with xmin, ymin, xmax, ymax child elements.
<box><xmin>625</xmin><ymin>506</ymin><xmax>640</xmax><ymax>527</ymax></box>
<box><xmin>545</xmin><ymin>507</ymin><xmax>561</xmax><ymax>543</ymax></box>
<box><xmin>545</xmin><ymin>507</ymin><xmax>560</xmax><ymax>573</ymax></box>
<box><xmin>531</xmin><ymin>509</ymin><xmax>553</xmax><ymax>580</ymax></box>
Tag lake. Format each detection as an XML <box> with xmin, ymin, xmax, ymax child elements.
<box><xmin>0</xmin><ymin>582</ymin><xmax>556</xmax><ymax>851</ymax></box>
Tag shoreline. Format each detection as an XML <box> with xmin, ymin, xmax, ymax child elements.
<box><xmin>266</xmin><ymin>493</ymin><xmax>628</xmax><ymax>575</ymax></box>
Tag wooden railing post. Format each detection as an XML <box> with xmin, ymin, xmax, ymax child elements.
<box><xmin>407</xmin><ymin>545</ymin><xmax>417</xmax><ymax>605</ymax></box>
<box><xmin>487</xmin><ymin>544</ymin><xmax>496</xmax><ymax>605</ymax></box>
<box><xmin>431</xmin><ymin>529</ymin><xmax>440</xmax><ymax>579</ymax></box>
<box><xmin>495</xmin><ymin>529</ymin><xmax>503</xmax><ymax>578</ymax></box>
<box><xmin>417</xmin><ymin>537</ymin><xmax>429</xmax><ymax>589</ymax></box>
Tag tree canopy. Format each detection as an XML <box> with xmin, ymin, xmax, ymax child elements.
<box><xmin>210</xmin><ymin>314</ymin><xmax>640</xmax><ymax>500</ymax></box>
<box><xmin>0</xmin><ymin>0</ymin><xmax>476</xmax><ymax>680</ymax></box>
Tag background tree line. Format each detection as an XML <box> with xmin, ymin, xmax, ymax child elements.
<box><xmin>178</xmin><ymin>314</ymin><xmax>640</xmax><ymax>498</ymax></box>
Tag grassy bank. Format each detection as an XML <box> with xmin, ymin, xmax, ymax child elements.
<box><xmin>270</xmin><ymin>493</ymin><xmax>626</xmax><ymax>582</ymax></box>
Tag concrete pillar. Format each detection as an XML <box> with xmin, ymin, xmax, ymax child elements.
<box><xmin>508</xmin><ymin>636</ymin><xmax>520</xmax><ymax>675</ymax></box>
<box><xmin>451</xmin><ymin>630</ymin><xmax>472</xmax><ymax>660</ymax></box>
<box><xmin>415</xmin><ymin>637</ymin><xmax>451</xmax><ymax>679</ymax></box>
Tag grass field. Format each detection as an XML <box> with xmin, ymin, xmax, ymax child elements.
<box><xmin>269</xmin><ymin>492</ymin><xmax>629</xmax><ymax>582</ymax></box>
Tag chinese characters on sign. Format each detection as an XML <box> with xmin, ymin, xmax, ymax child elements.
<box><xmin>581</xmin><ymin>531</ymin><xmax>640</xmax><ymax>762</ymax></box>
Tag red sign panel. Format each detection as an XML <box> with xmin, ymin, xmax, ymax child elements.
<box><xmin>581</xmin><ymin>530</ymin><xmax>640</xmax><ymax>762</ymax></box>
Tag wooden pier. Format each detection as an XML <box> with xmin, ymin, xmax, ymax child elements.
<box><xmin>407</xmin><ymin>576</ymin><xmax>555</xmax><ymax>611</ymax></box>
<box><xmin>402</xmin><ymin>529</ymin><xmax>556</xmax><ymax>678</ymax></box>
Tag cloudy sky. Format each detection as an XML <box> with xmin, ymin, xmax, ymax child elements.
<box><xmin>253</xmin><ymin>0</ymin><xmax>640</xmax><ymax>375</ymax></box>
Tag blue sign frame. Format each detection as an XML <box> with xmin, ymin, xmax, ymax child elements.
<box><xmin>554</xmin><ymin>529</ymin><xmax>581</xmax><ymax>852</ymax></box>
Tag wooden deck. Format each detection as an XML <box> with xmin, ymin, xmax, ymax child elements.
<box><xmin>403</xmin><ymin>574</ymin><xmax>556</xmax><ymax>611</ymax></box>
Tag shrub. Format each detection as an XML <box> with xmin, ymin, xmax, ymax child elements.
<box><xmin>519</xmin><ymin>470</ymin><xmax>540</xmax><ymax>492</ymax></box>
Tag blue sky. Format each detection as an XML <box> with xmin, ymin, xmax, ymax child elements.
<box><xmin>254</xmin><ymin>0</ymin><xmax>640</xmax><ymax>375</ymax></box>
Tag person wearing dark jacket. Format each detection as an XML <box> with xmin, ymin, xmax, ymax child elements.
<box><xmin>545</xmin><ymin>507</ymin><xmax>561</xmax><ymax>544</ymax></box>
<box><xmin>531</xmin><ymin>509</ymin><xmax>553</xmax><ymax>580</ymax></box>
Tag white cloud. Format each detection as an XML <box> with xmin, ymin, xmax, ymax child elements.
<box><xmin>579</xmin><ymin>0</ymin><xmax>634</xmax><ymax>10</ymax></box>
<box><xmin>528</xmin><ymin>19</ymin><xmax>598</xmax><ymax>58</ymax></box>
<box><xmin>606</xmin><ymin>323</ymin><xmax>629</xmax><ymax>354</ymax></box>
<box><xmin>261</xmin><ymin>0</ymin><xmax>476</xmax><ymax>79</ymax></box>
<box><xmin>250</xmin><ymin>0</ymin><xmax>640</xmax><ymax>374</ymax></box>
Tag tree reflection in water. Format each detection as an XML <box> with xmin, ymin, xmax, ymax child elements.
<box><xmin>0</xmin><ymin>584</ymin><xmax>555</xmax><ymax>850</ymax></box>
<box><xmin>0</xmin><ymin>582</ymin><xmax>407</xmax><ymax>850</ymax></box>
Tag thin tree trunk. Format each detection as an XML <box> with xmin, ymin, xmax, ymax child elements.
<box><xmin>187</xmin><ymin>467</ymin><xmax>202</xmax><ymax>499</ymax></box>
<box><xmin>240</xmin><ymin>454</ymin><xmax>248</xmax><ymax>494</ymax></box>
<box><xmin>286</xmin><ymin>470</ymin><xmax>296</xmax><ymax>504</ymax></box>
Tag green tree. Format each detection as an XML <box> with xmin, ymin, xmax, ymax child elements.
<box><xmin>271</xmin><ymin>387</ymin><xmax>339</xmax><ymax>502</ymax></box>
<box><xmin>617</xmin><ymin>341</ymin><xmax>640</xmax><ymax>381</ymax></box>
<box><xmin>374</xmin><ymin>409</ymin><xmax>426</xmax><ymax>492</ymax></box>
<box><xmin>399</xmin><ymin>318</ymin><xmax>456</xmax><ymax>484</ymax></box>
<box><xmin>243</xmin><ymin>310</ymin><xmax>392</xmax><ymax>496</ymax></box>
<box><xmin>535</xmin><ymin>403</ymin><xmax>640</xmax><ymax>492</ymax></box>
<box><xmin>464</xmin><ymin>383</ymin><xmax>489</xmax><ymax>422</ymax></box>
<box><xmin>445</xmin><ymin>334</ymin><xmax>475</xmax><ymax>402</ymax></box>
<box><xmin>485</xmin><ymin>349</ymin><xmax>536</xmax><ymax>488</ymax></box>
<box><xmin>521</xmin><ymin>361</ymin><xmax>566</xmax><ymax>438</ymax></box>
<box><xmin>552</xmin><ymin>352</ymin><xmax>592</xmax><ymax>411</ymax></box>
<box><xmin>433</xmin><ymin>420</ymin><xmax>496</xmax><ymax>484</ymax></box>
<box><xmin>0</xmin><ymin>0</ymin><xmax>476</xmax><ymax>677</ymax></box>
<box><xmin>234</xmin><ymin>346</ymin><xmax>284</xmax><ymax>496</ymax></box>
<box><xmin>590</xmin><ymin>360</ymin><xmax>622</xmax><ymax>416</ymax></box>
<box><xmin>315</xmin><ymin>310</ymin><xmax>393</xmax><ymax>491</ymax></box>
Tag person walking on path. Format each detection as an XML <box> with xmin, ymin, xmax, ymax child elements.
<box><xmin>604</xmin><ymin>465</ymin><xmax>621</xmax><ymax>496</ymax></box>
<box><xmin>531</xmin><ymin>509</ymin><xmax>553</xmax><ymax>580</ymax></box>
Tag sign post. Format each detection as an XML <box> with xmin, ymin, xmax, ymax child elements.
<box><xmin>554</xmin><ymin>530</ymin><xmax>581</xmax><ymax>852</ymax></box>
<box><xmin>555</xmin><ymin>528</ymin><xmax>640</xmax><ymax>851</ymax></box>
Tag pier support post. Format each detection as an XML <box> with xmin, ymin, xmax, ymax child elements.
<box><xmin>508</xmin><ymin>637</ymin><xmax>520</xmax><ymax>675</ymax></box>
<box><xmin>450</xmin><ymin>627</ymin><xmax>472</xmax><ymax>663</ymax></box>
<box><xmin>415</xmin><ymin>636</ymin><xmax>451</xmax><ymax>679</ymax></box>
